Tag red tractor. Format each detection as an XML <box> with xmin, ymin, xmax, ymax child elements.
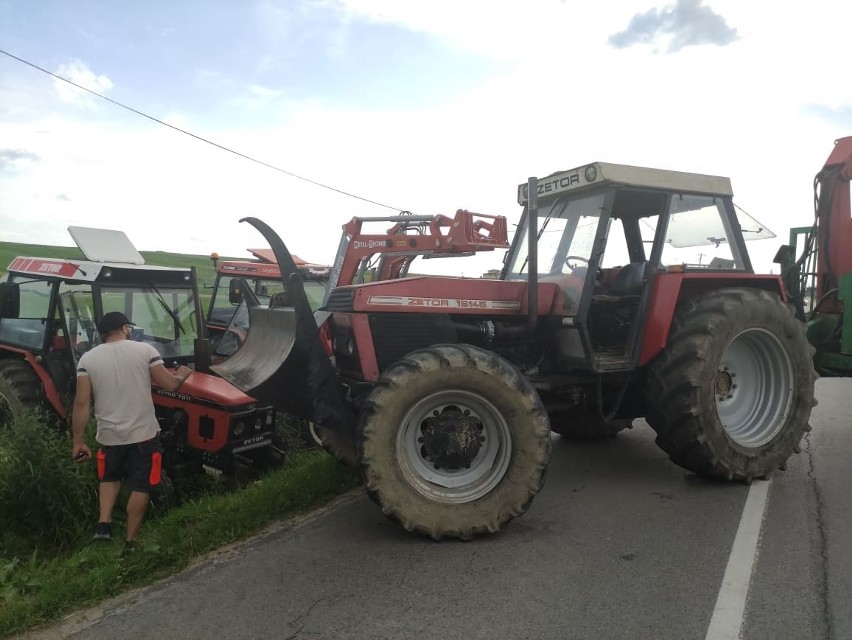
<box><xmin>0</xmin><ymin>227</ymin><xmax>281</xmax><ymax>487</ymax></box>
<box><xmin>212</xmin><ymin>162</ymin><xmax>816</xmax><ymax>540</ymax></box>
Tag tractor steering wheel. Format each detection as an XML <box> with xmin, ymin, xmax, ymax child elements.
<box><xmin>564</xmin><ymin>255</ymin><xmax>590</xmax><ymax>273</ymax></box>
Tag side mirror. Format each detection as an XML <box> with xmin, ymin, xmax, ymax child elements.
<box><xmin>228</xmin><ymin>278</ymin><xmax>245</xmax><ymax>305</ymax></box>
<box><xmin>0</xmin><ymin>282</ymin><xmax>21</xmax><ymax>318</ymax></box>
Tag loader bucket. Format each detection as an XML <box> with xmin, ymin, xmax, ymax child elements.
<box><xmin>210</xmin><ymin>217</ymin><xmax>358</xmax><ymax>437</ymax></box>
<box><xmin>208</xmin><ymin>305</ymin><xmax>297</xmax><ymax>391</ymax></box>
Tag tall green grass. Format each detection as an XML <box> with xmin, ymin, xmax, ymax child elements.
<box><xmin>0</xmin><ymin>413</ymin><xmax>99</xmax><ymax>557</ymax></box>
<box><xmin>0</xmin><ymin>414</ymin><xmax>361</xmax><ymax>636</ymax></box>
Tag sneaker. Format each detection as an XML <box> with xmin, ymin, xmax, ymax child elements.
<box><xmin>93</xmin><ymin>522</ymin><xmax>112</xmax><ymax>541</ymax></box>
<box><xmin>120</xmin><ymin>540</ymin><xmax>139</xmax><ymax>557</ymax></box>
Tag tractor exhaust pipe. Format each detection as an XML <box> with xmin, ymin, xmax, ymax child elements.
<box><xmin>527</xmin><ymin>177</ymin><xmax>539</xmax><ymax>333</ymax></box>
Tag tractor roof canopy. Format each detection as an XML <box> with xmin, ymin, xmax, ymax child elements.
<box><xmin>517</xmin><ymin>162</ymin><xmax>733</xmax><ymax>205</ymax></box>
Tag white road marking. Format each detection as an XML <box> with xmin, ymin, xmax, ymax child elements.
<box><xmin>705</xmin><ymin>478</ymin><xmax>771</xmax><ymax>640</ymax></box>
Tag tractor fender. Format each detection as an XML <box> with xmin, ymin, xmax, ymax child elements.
<box><xmin>639</xmin><ymin>272</ymin><xmax>786</xmax><ymax>366</ymax></box>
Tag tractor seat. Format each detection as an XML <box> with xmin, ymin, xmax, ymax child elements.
<box><xmin>593</xmin><ymin>261</ymin><xmax>647</xmax><ymax>301</ymax></box>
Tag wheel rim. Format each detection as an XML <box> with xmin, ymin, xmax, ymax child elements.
<box><xmin>308</xmin><ymin>422</ymin><xmax>323</xmax><ymax>448</ymax></box>
<box><xmin>715</xmin><ymin>328</ymin><xmax>794</xmax><ymax>447</ymax></box>
<box><xmin>397</xmin><ymin>390</ymin><xmax>511</xmax><ymax>504</ymax></box>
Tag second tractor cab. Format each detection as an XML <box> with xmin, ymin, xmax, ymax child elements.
<box><xmin>206</xmin><ymin>249</ymin><xmax>330</xmax><ymax>358</ymax></box>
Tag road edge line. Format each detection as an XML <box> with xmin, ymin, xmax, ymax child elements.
<box><xmin>705</xmin><ymin>478</ymin><xmax>771</xmax><ymax>640</ymax></box>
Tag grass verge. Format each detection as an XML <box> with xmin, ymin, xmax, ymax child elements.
<box><xmin>0</xmin><ymin>451</ymin><xmax>360</xmax><ymax>637</ymax></box>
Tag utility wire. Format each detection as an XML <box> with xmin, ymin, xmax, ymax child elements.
<box><xmin>0</xmin><ymin>48</ymin><xmax>405</xmax><ymax>212</ymax></box>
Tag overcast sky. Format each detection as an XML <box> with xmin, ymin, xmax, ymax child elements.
<box><xmin>1</xmin><ymin>0</ymin><xmax>851</xmax><ymax>276</ymax></box>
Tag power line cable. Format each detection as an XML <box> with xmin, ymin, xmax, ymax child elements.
<box><xmin>0</xmin><ymin>47</ymin><xmax>405</xmax><ymax>212</ymax></box>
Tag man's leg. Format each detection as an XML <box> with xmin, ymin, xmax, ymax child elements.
<box><xmin>125</xmin><ymin>491</ymin><xmax>150</xmax><ymax>542</ymax></box>
<box><xmin>124</xmin><ymin>438</ymin><xmax>161</xmax><ymax>543</ymax></box>
<box><xmin>99</xmin><ymin>481</ymin><xmax>121</xmax><ymax>522</ymax></box>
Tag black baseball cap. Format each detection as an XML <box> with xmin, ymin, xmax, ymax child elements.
<box><xmin>97</xmin><ymin>311</ymin><xmax>133</xmax><ymax>334</ymax></box>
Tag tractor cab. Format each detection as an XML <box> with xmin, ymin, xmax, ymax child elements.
<box><xmin>504</xmin><ymin>162</ymin><xmax>774</xmax><ymax>370</ymax></box>
<box><xmin>0</xmin><ymin>227</ymin><xmax>204</xmax><ymax>412</ymax></box>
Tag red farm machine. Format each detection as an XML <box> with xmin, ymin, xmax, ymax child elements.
<box><xmin>0</xmin><ymin>227</ymin><xmax>283</xmax><ymax>493</ymax></box>
<box><xmin>209</xmin><ymin>162</ymin><xmax>818</xmax><ymax>540</ymax></box>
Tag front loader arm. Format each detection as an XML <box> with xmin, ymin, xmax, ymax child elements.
<box><xmin>333</xmin><ymin>210</ymin><xmax>510</xmax><ymax>288</ymax></box>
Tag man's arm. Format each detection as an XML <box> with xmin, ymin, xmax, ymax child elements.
<box><xmin>150</xmin><ymin>363</ymin><xmax>193</xmax><ymax>392</ymax></box>
<box><xmin>72</xmin><ymin>376</ymin><xmax>93</xmax><ymax>459</ymax></box>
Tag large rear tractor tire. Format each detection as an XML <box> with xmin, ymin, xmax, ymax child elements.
<box><xmin>549</xmin><ymin>413</ymin><xmax>632</xmax><ymax>441</ymax></box>
<box><xmin>359</xmin><ymin>344</ymin><xmax>551</xmax><ymax>540</ymax></box>
<box><xmin>309</xmin><ymin>423</ymin><xmax>359</xmax><ymax>467</ymax></box>
<box><xmin>646</xmin><ymin>288</ymin><xmax>816</xmax><ymax>482</ymax></box>
<box><xmin>0</xmin><ymin>360</ymin><xmax>42</xmax><ymax>428</ymax></box>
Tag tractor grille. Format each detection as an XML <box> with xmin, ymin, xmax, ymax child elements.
<box><xmin>369</xmin><ymin>313</ymin><xmax>457</xmax><ymax>371</ymax></box>
<box><xmin>325</xmin><ymin>288</ymin><xmax>356</xmax><ymax>312</ymax></box>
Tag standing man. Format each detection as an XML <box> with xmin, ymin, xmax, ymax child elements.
<box><xmin>72</xmin><ymin>311</ymin><xmax>193</xmax><ymax>546</ymax></box>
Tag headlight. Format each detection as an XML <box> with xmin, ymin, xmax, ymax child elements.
<box><xmin>233</xmin><ymin>421</ymin><xmax>245</xmax><ymax>436</ymax></box>
<box><xmin>254</xmin><ymin>417</ymin><xmax>263</xmax><ymax>431</ymax></box>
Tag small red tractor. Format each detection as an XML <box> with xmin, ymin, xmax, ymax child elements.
<box><xmin>0</xmin><ymin>227</ymin><xmax>282</xmax><ymax>491</ymax></box>
<box><xmin>211</xmin><ymin>163</ymin><xmax>817</xmax><ymax>540</ymax></box>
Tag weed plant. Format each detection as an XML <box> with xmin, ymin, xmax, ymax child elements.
<box><xmin>0</xmin><ymin>412</ymin><xmax>98</xmax><ymax>557</ymax></box>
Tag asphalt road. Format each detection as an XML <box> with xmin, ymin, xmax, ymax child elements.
<box><xmin>30</xmin><ymin>378</ymin><xmax>852</xmax><ymax>640</ymax></box>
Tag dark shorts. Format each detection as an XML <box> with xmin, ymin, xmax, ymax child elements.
<box><xmin>97</xmin><ymin>438</ymin><xmax>163</xmax><ymax>493</ymax></box>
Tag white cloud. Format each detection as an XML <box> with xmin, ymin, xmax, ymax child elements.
<box><xmin>248</xmin><ymin>84</ymin><xmax>285</xmax><ymax>98</ymax></box>
<box><xmin>52</xmin><ymin>59</ymin><xmax>114</xmax><ymax>109</ymax></box>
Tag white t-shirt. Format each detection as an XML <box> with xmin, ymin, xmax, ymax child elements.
<box><xmin>76</xmin><ymin>340</ymin><xmax>163</xmax><ymax>445</ymax></box>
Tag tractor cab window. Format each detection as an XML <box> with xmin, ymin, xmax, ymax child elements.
<box><xmin>657</xmin><ymin>195</ymin><xmax>745</xmax><ymax>270</ymax></box>
<box><xmin>505</xmin><ymin>192</ymin><xmax>605</xmax><ymax>314</ymax></box>
<box><xmin>209</xmin><ymin>275</ymin><xmax>326</xmax><ymax>329</ymax></box>
<box><xmin>214</xmin><ymin>298</ymin><xmax>250</xmax><ymax>357</ymax></box>
<box><xmin>0</xmin><ymin>278</ymin><xmax>53</xmax><ymax>350</ymax></box>
<box><xmin>506</xmin><ymin>192</ymin><xmax>605</xmax><ymax>279</ymax></box>
<box><xmin>209</xmin><ymin>276</ymin><xmax>285</xmax><ymax>326</ymax></box>
<box><xmin>101</xmin><ymin>285</ymin><xmax>198</xmax><ymax>359</ymax></box>
<box><xmin>58</xmin><ymin>284</ymin><xmax>96</xmax><ymax>360</ymax></box>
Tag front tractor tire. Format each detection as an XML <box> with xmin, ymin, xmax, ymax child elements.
<box><xmin>646</xmin><ymin>287</ymin><xmax>816</xmax><ymax>482</ymax></box>
<box><xmin>359</xmin><ymin>344</ymin><xmax>551</xmax><ymax>540</ymax></box>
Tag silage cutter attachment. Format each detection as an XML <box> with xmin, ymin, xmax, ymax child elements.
<box><xmin>210</xmin><ymin>217</ymin><xmax>358</xmax><ymax>438</ymax></box>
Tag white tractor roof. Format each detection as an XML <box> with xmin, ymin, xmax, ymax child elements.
<box><xmin>518</xmin><ymin>162</ymin><xmax>734</xmax><ymax>204</ymax></box>
<box><xmin>5</xmin><ymin>226</ymin><xmax>188</xmax><ymax>282</ymax></box>
<box><xmin>68</xmin><ymin>226</ymin><xmax>146</xmax><ymax>264</ymax></box>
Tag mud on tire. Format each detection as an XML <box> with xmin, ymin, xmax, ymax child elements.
<box><xmin>646</xmin><ymin>287</ymin><xmax>816</xmax><ymax>482</ymax></box>
<box><xmin>358</xmin><ymin>344</ymin><xmax>551</xmax><ymax>540</ymax></box>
